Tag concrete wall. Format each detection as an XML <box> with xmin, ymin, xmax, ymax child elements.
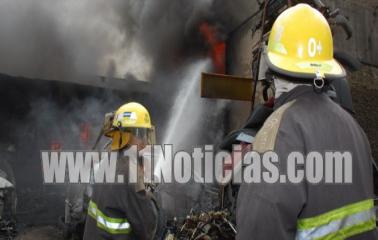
<box><xmin>326</xmin><ymin>0</ymin><xmax>378</xmax><ymax>67</ymax></box>
<box><xmin>349</xmin><ymin>66</ymin><xmax>378</xmax><ymax>162</ymax></box>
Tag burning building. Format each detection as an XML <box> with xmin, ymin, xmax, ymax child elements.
<box><xmin>0</xmin><ymin>0</ymin><xmax>376</xmax><ymax>239</ymax></box>
<box><xmin>0</xmin><ymin>0</ymin><xmax>234</xmax><ymax>237</ymax></box>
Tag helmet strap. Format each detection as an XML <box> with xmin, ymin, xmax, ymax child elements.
<box><xmin>262</xmin><ymin>80</ymin><xmax>273</xmax><ymax>102</ymax></box>
<box><xmin>118</xmin><ymin>128</ymin><xmax>123</xmax><ymax>150</ymax></box>
<box><xmin>116</xmin><ymin>122</ymin><xmax>123</xmax><ymax>150</ymax></box>
<box><xmin>118</xmin><ymin>134</ymin><xmax>122</xmax><ymax>150</ymax></box>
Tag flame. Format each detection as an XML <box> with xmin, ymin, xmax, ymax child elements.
<box><xmin>80</xmin><ymin>122</ymin><xmax>91</xmax><ymax>145</ymax></box>
<box><xmin>50</xmin><ymin>141</ymin><xmax>62</xmax><ymax>150</ymax></box>
<box><xmin>199</xmin><ymin>22</ymin><xmax>225</xmax><ymax>73</ymax></box>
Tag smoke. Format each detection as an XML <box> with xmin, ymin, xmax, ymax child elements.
<box><xmin>0</xmin><ymin>0</ymin><xmax>149</xmax><ymax>80</ymax></box>
<box><xmin>5</xmin><ymin>86</ymin><xmax>129</xmax><ymax>226</ymax></box>
<box><xmin>0</xmin><ymin>0</ymin><xmax>258</xmax><ymax>81</ymax></box>
<box><xmin>0</xmin><ymin>0</ymin><xmax>261</xmax><ymax>225</ymax></box>
<box><xmin>22</xmin><ymin>95</ymin><xmax>121</xmax><ymax>149</ymax></box>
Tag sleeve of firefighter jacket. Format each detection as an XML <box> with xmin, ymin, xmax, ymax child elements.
<box><xmin>236</xmin><ymin>108</ymin><xmax>307</xmax><ymax>240</ymax></box>
<box><xmin>122</xmin><ymin>184</ymin><xmax>158</xmax><ymax>240</ymax></box>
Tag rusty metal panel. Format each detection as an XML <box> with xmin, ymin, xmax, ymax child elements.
<box><xmin>201</xmin><ymin>72</ymin><xmax>254</xmax><ymax>101</ymax></box>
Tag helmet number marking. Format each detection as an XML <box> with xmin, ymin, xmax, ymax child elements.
<box><xmin>308</xmin><ymin>38</ymin><xmax>322</xmax><ymax>58</ymax></box>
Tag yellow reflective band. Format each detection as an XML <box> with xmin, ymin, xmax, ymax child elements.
<box><xmin>296</xmin><ymin>199</ymin><xmax>376</xmax><ymax>240</ymax></box>
<box><xmin>298</xmin><ymin>199</ymin><xmax>374</xmax><ymax>230</ymax></box>
<box><xmin>88</xmin><ymin>200</ymin><xmax>131</xmax><ymax>235</ymax></box>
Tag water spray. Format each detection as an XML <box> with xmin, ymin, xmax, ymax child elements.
<box><xmin>154</xmin><ymin>59</ymin><xmax>211</xmax><ymax>181</ymax></box>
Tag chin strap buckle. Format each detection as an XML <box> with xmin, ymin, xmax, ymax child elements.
<box><xmin>313</xmin><ymin>71</ymin><xmax>325</xmax><ymax>93</ymax></box>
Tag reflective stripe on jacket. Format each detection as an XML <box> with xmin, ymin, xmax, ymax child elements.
<box><xmin>88</xmin><ymin>200</ymin><xmax>131</xmax><ymax>235</ymax></box>
<box><xmin>296</xmin><ymin>199</ymin><xmax>376</xmax><ymax>240</ymax></box>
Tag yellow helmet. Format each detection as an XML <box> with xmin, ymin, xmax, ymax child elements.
<box><xmin>105</xmin><ymin>102</ymin><xmax>155</xmax><ymax>150</ymax></box>
<box><xmin>265</xmin><ymin>4</ymin><xmax>345</xmax><ymax>80</ymax></box>
<box><xmin>112</xmin><ymin>102</ymin><xmax>152</xmax><ymax>129</ymax></box>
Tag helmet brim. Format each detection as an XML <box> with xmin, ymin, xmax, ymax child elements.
<box><xmin>266</xmin><ymin>51</ymin><xmax>346</xmax><ymax>80</ymax></box>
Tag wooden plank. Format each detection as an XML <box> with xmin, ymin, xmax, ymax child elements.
<box><xmin>201</xmin><ymin>72</ymin><xmax>254</xmax><ymax>101</ymax></box>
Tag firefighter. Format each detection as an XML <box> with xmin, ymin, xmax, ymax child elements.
<box><xmin>83</xmin><ymin>102</ymin><xmax>158</xmax><ymax>240</ymax></box>
<box><xmin>236</xmin><ymin>4</ymin><xmax>377</xmax><ymax>240</ymax></box>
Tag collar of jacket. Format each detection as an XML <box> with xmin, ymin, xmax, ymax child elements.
<box><xmin>274</xmin><ymin>85</ymin><xmax>318</xmax><ymax>110</ymax></box>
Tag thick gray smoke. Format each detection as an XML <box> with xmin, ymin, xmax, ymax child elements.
<box><xmin>0</xmin><ymin>0</ymin><xmax>257</xmax><ymax>81</ymax></box>
<box><xmin>0</xmin><ymin>0</ymin><xmax>261</xmax><ymax>226</ymax></box>
<box><xmin>0</xmin><ymin>0</ymin><xmax>150</xmax><ymax>80</ymax></box>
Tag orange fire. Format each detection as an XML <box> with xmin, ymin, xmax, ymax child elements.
<box><xmin>50</xmin><ymin>141</ymin><xmax>62</xmax><ymax>150</ymax></box>
<box><xmin>80</xmin><ymin>122</ymin><xmax>91</xmax><ymax>145</ymax></box>
<box><xmin>199</xmin><ymin>22</ymin><xmax>225</xmax><ymax>74</ymax></box>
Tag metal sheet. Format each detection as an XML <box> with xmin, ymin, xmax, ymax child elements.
<box><xmin>201</xmin><ymin>72</ymin><xmax>254</xmax><ymax>101</ymax></box>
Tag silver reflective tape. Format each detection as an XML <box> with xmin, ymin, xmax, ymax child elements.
<box><xmin>296</xmin><ymin>208</ymin><xmax>375</xmax><ymax>240</ymax></box>
<box><xmin>96</xmin><ymin>215</ymin><xmax>130</xmax><ymax>230</ymax></box>
<box><xmin>89</xmin><ymin>204</ymin><xmax>130</xmax><ymax>231</ymax></box>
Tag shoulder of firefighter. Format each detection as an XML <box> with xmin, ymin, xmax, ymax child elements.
<box><xmin>236</xmin><ymin>85</ymin><xmax>377</xmax><ymax>240</ymax></box>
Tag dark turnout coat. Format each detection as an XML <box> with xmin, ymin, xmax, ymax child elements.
<box><xmin>83</xmin><ymin>154</ymin><xmax>157</xmax><ymax>240</ymax></box>
<box><xmin>236</xmin><ymin>86</ymin><xmax>377</xmax><ymax>240</ymax></box>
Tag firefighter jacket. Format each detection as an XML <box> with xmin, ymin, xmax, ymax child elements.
<box><xmin>236</xmin><ymin>86</ymin><xmax>377</xmax><ymax>240</ymax></box>
<box><xmin>83</xmin><ymin>151</ymin><xmax>158</xmax><ymax>240</ymax></box>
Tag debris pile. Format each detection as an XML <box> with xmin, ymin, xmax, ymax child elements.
<box><xmin>163</xmin><ymin>210</ymin><xmax>236</xmax><ymax>240</ymax></box>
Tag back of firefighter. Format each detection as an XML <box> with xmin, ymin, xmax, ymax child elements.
<box><xmin>83</xmin><ymin>102</ymin><xmax>158</xmax><ymax>240</ymax></box>
<box><xmin>236</xmin><ymin>4</ymin><xmax>377</xmax><ymax>240</ymax></box>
